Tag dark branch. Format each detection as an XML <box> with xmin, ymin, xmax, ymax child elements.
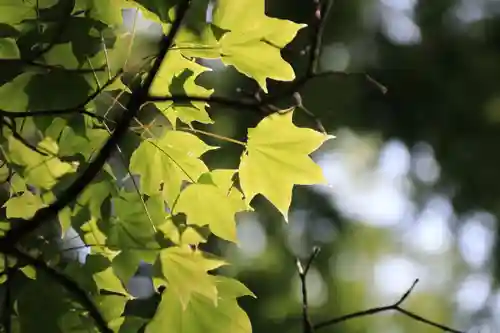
<box><xmin>313</xmin><ymin>279</ymin><xmax>464</xmax><ymax>333</ymax></box>
<box><xmin>0</xmin><ymin>1</ymin><xmax>192</xmax><ymax>245</ymax></box>
<box><xmin>3</xmin><ymin>120</ymin><xmax>49</xmax><ymax>157</ymax></box>
<box><xmin>0</xmin><ymin>59</ymin><xmax>107</xmax><ymax>74</ymax></box>
<box><xmin>0</xmin><ymin>70</ymin><xmax>123</xmax><ymax>121</ymax></box>
<box><xmin>25</xmin><ymin>61</ymin><xmax>107</xmax><ymax>74</ymax></box>
<box><xmin>297</xmin><ymin>247</ymin><xmax>321</xmax><ymax>333</ymax></box>
<box><xmin>146</xmin><ymin>0</ymin><xmax>386</xmax><ymax>129</ymax></box>
<box><xmin>4</xmin><ymin>248</ymin><xmax>111</xmax><ymax>333</ymax></box>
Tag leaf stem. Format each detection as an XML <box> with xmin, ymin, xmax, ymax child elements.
<box><xmin>179</xmin><ymin>127</ymin><xmax>246</xmax><ymax>146</ymax></box>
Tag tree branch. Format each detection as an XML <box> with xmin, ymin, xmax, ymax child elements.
<box><xmin>313</xmin><ymin>279</ymin><xmax>464</xmax><ymax>333</ymax></box>
<box><xmin>297</xmin><ymin>247</ymin><xmax>321</xmax><ymax>333</ymax></box>
<box><xmin>146</xmin><ymin>0</ymin><xmax>386</xmax><ymax>130</ymax></box>
<box><xmin>0</xmin><ymin>70</ymin><xmax>122</xmax><ymax>121</ymax></box>
<box><xmin>4</xmin><ymin>247</ymin><xmax>111</xmax><ymax>333</ymax></box>
<box><xmin>0</xmin><ymin>59</ymin><xmax>107</xmax><ymax>74</ymax></box>
<box><xmin>0</xmin><ymin>1</ymin><xmax>193</xmax><ymax>246</ymax></box>
<box><xmin>2</xmin><ymin>119</ymin><xmax>50</xmax><ymax>156</ymax></box>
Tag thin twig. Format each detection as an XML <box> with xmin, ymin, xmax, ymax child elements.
<box><xmin>314</xmin><ymin>279</ymin><xmax>463</xmax><ymax>333</ymax></box>
<box><xmin>4</xmin><ymin>127</ymin><xmax>47</xmax><ymax>157</ymax></box>
<box><xmin>2</xmin><ymin>119</ymin><xmax>54</xmax><ymax>157</ymax></box>
<box><xmin>0</xmin><ymin>70</ymin><xmax>123</xmax><ymax>122</ymax></box>
<box><xmin>147</xmin><ymin>0</ymin><xmax>386</xmax><ymax>124</ymax></box>
<box><xmin>297</xmin><ymin>248</ymin><xmax>321</xmax><ymax>333</ymax></box>
<box><xmin>87</xmin><ymin>58</ymin><xmax>158</xmax><ymax>237</ymax></box>
<box><xmin>179</xmin><ymin>127</ymin><xmax>247</xmax><ymax>146</ymax></box>
<box><xmin>0</xmin><ymin>1</ymin><xmax>193</xmax><ymax>246</ymax></box>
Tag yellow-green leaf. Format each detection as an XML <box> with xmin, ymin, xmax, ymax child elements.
<box><xmin>7</xmin><ymin>136</ymin><xmax>77</xmax><ymax>190</ymax></box>
<box><xmin>130</xmin><ymin>130</ymin><xmax>216</xmax><ymax>207</ymax></box>
<box><xmin>174</xmin><ymin>170</ymin><xmax>248</xmax><ymax>242</ymax></box>
<box><xmin>158</xmin><ymin>246</ymin><xmax>220</xmax><ymax>308</ymax></box>
<box><xmin>146</xmin><ymin>276</ymin><xmax>253</xmax><ymax>333</ymax></box>
<box><xmin>4</xmin><ymin>191</ymin><xmax>45</xmax><ymax>219</ymax></box>
<box><xmin>239</xmin><ymin>109</ymin><xmax>333</xmax><ymax>220</ymax></box>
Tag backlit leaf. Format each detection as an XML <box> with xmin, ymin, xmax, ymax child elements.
<box><xmin>6</xmin><ymin>136</ymin><xmax>77</xmax><ymax>190</ymax></box>
<box><xmin>174</xmin><ymin>170</ymin><xmax>248</xmax><ymax>242</ymax></box>
<box><xmin>158</xmin><ymin>246</ymin><xmax>220</xmax><ymax>308</ymax></box>
<box><xmin>239</xmin><ymin>109</ymin><xmax>333</xmax><ymax>220</ymax></box>
<box><xmin>130</xmin><ymin>130</ymin><xmax>216</xmax><ymax>207</ymax></box>
<box><xmin>146</xmin><ymin>276</ymin><xmax>253</xmax><ymax>333</ymax></box>
<box><xmin>0</xmin><ymin>37</ymin><xmax>19</xmax><ymax>59</ymax></box>
<box><xmin>4</xmin><ymin>191</ymin><xmax>45</xmax><ymax>219</ymax></box>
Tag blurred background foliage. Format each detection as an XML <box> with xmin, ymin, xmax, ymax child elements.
<box><xmin>126</xmin><ymin>0</ymin><xmax>500</xmax><ymax>332</ymax></box>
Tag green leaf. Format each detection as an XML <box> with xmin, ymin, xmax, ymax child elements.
<box><xmin>174</xmin><ymin>170</ymin><xmax>248</xmax><ymax>242</ymax></box>
<box><xmin>112</xmin><ymin>249</ymin><xmax>157</xmax><ymax>283</ymax></box>
<box><xmin>0</xmin><ymin>72</ymin><xmax>35</xmax><ymax>111</ymax></box>
<box><xmin>85</xmin><ymin>254</ymin><xmax>129</xmax><ymax>296</ymax></box>
<box><xmin>26</xmin><ymin>71</ymin><xmax>93</xmax><ymax>111</ymax></box>
<box><xmin>212</xmin><ymin>0</ymin><xmax>265</xmax><ymax>30</ymax></box>
<box><xmin>146</xmin><ymin>276</ymin><xmax>253</xmax><ymax>333</ymax></box>
<box><xmin>111</xmin><ymin>316</ymin><xmax>147</xmax><ymax>333</ymax></box>
<box><xmin>130</xmin><ymin>130</ymin><xmax>216</xmax><ymax>207</ymax></box>
<box><xmin>0</xmin><ymin>0</ymin><xmax>37</xmax><ymax>25</ymax></box>
<box><xmin>239</xmin><ymin>109</ymin><xmax>333</xmax><ymax>220</ymax></box>
<box><xmin>4</xmin><ymin>191</ymin><xmax>45</xmax><ymax>219</ymax></box>
<box><xmin>220</xmin><ymin>31</ymin><xmax>295</xmax><ymax>93</ymax></box>
<box><xmin>158</xmin><ymin>246</ymin><xmax>221</xmax><ymax>308</ymax></box>
<box><xmin>0</xmin><ymin>37</ymin><xmax>19</xmax><ymax>59</ymax></box>
<box><xmin>102</xmin><ymin>190</ymin><xmax>163</xmax><ymax>250</ymax></box>
<box><xmin>75</xmin><ymin>171</ymin><xmax>117</xmax><ymax>219</ymax></box>
<box><xmin>96</xmin><ymin>294</ymin><xmax>128</xmax><ymax>323</ymax></box>
<box><xmin>211</xmin><ymin>0</ymin><xmax>305</xmax><ymax>91</ymax></box>
<box><xmin>20</xmin><ymin>264</ymin><xmax>37</xmax><ymax>280</ymax></box>
<box><xmin>6</xmin><ymin>136</ymin><xmax>77</xmax><ymax>190</ymax></box>
<box><xmin>17</xmin><ymin>274</ymin><xmax>71</xmax><ymax>333</ymax></box>
<box><xmin>43</xmin><ymin>43</ymin><xmax>79</xmax><ymax>68</ymax></box>
<box><xmin>80</xmin><ymin>217</ymin><xmax>110</xmax><ymax>256</ymax></box>
<box><xmin>59</xmin><ymin>311</ymin><xmax>97</xmax><ymax>333</ymax></box>
<box><xmin>129</xmin><ymin>0</ymin><xmax>178</xmax><ymax>24</ymax></box>
<box><xmin>75</xmin><ymin>0</ymin><xmax>124</xmax><ymax>26</ymax></box>
<box><xmin>176</xmin><ymin>25</ymin><xmax>221</xmax><ymax>59</ymax></box>
<box><xmin>150</xmin><ymin>50</ymin><xmax>214</xmax><ymax>127</ymax></box>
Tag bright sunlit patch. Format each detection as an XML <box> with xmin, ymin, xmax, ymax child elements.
<box><xmin>405</xmin><ymin>196</ymin><xmax>454</xmax><ymax>255</ymax></box>
<box><xmin>458</xmin><ymin>212</ymin><xmax>496</xmax><ymax>269</ymax></box>
<box><xmin>378</xmin><ymin>0</ymin><xmax>421</xmax><ymax>45</ymax></box>
<box><xmin>453</xmin><ymin>0</ymin><xmax>486</xmax><ymax>24</ymax></box>
<box><xmin>377</xmin><ymin>139</ymin><xmax>411</xmax><ymax>179</ymax></box>
<box><xmin>285</xmin><ymin>210</ymin><xmax>309</xmax><ymax>257</ymax></box>
<box><xmin>316</xmin><ymin>133</ymin><xmax>414</xmax><ymax>227</ymax></box>
<box><xmin>236</xmin><ymin>213</ymin><xmax>268</xmax><ymax>259</ymax></box>
<box><xmin>455</xmin><ymin>273</ymin><xmax>491</xmax><ymax>313</ymax></box>
<box><xmin>411</xmin><ymin>142</ymin><xmax>441</xmax><ymax>184</ymax></box>
<box><xmin>380</xmin><ymin>0</ymin><xmax>417</xmax><ymax>11</ymax></box>
<box><xmin>374</xmin><ymin>256</ymin><xmax>422</xmax><ymax>298</ymax></box>
<box><xmin>488</xmin><ymin>291</ymin><xmax>500</xmax><ymax>328</ymax></box>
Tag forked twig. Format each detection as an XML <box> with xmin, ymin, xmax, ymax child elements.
<box><xmin>296</xmin><ymin>248</ymin><xmax>463</xmax><ymax>333</ymax></box>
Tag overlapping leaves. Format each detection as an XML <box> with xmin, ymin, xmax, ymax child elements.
<box><xmin>0</xmin><ymin>0</ymin><xmax>331</xmax><ymax>332</ymax></box>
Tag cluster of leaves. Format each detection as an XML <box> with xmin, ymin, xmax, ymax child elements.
<box><xmin>0</xmin><ymin>0</ymin><xmax>333</xmax><ymax>332</ymax></box>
